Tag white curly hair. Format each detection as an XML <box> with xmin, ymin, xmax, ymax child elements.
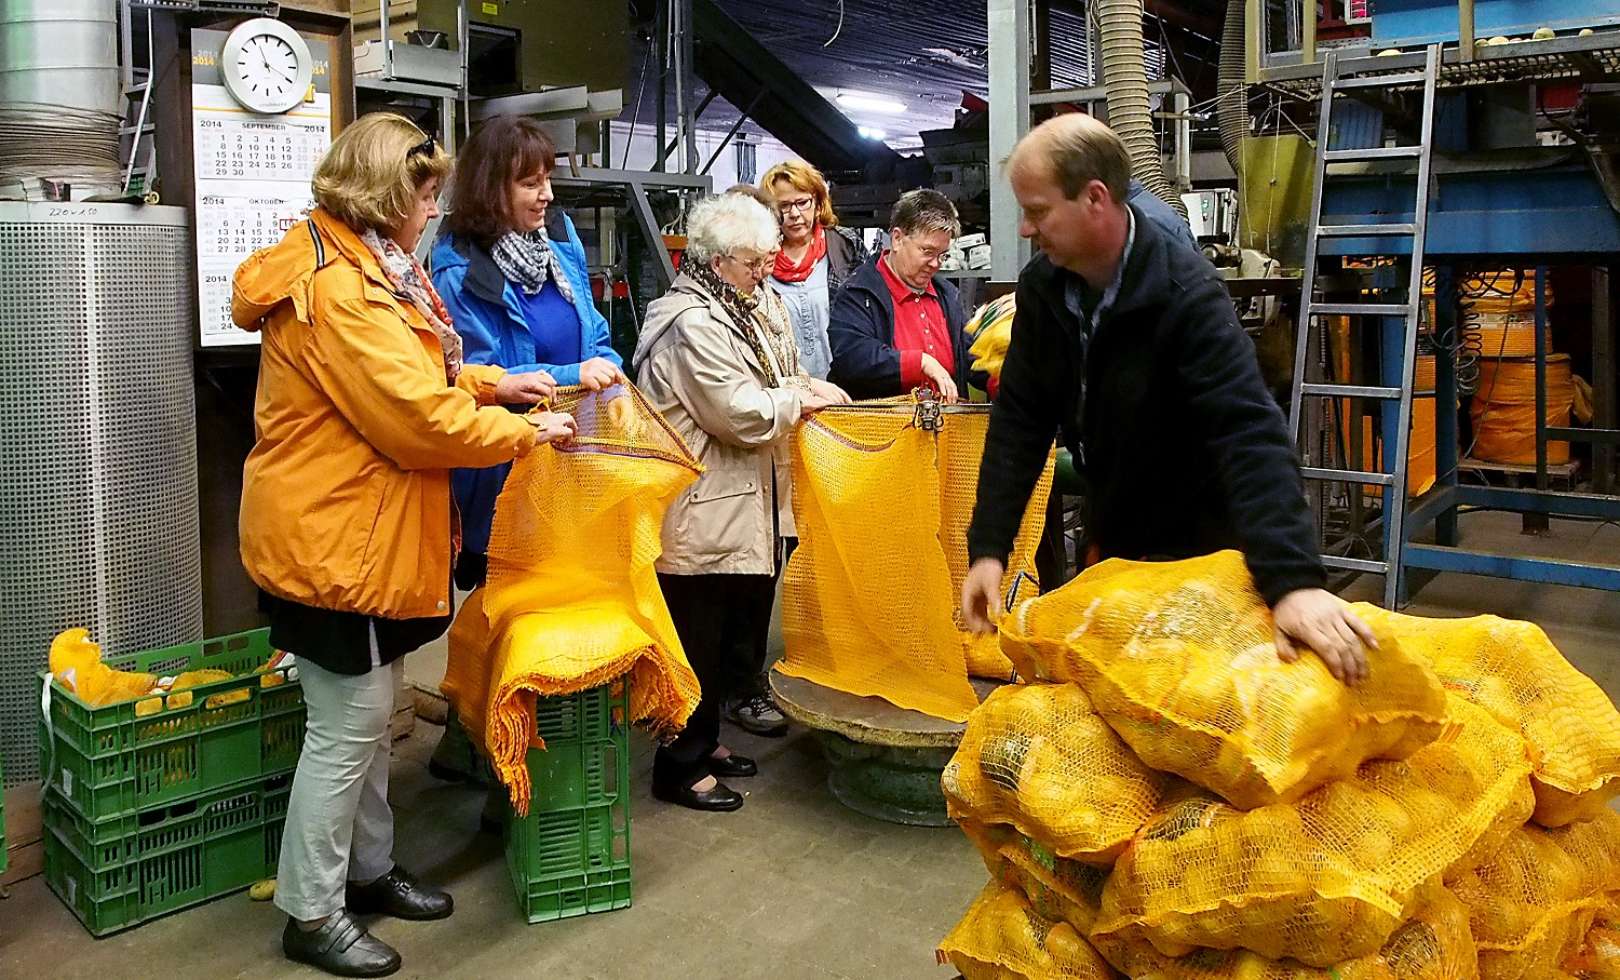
<box><xmin>683</xmin><ymin>192</ymin><xmax>781</xmax><ymax>266</ymax></box>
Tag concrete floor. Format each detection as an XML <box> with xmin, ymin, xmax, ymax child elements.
<box><xmin>3</xmin><ymin>510</ymin><xmax>1618</xmax><ymax>979</ymax></box>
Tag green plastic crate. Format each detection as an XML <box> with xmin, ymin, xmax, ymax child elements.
<box><xmin>44</xmin><ymin>774</ymin><xmax>290</xmax><ymax>936</ymax></box>
<box><xmin>504</xmin><ymin>683</ymin><xmax>632</xmax><ymax>923</ymax></box>
<box><xmin>39</xmin><ymin>628</ymin><xmax>304</xmax><ymax>822</ymax></box>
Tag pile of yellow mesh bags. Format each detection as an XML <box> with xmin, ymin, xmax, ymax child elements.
<box><xmin>938</xmin><ymin>550</ymin><xmax>1620</xmax><ymax>980</ymax></box>
<box><xmin>777</xmin><ymin>400</ymin><xmax>1053</xmax><ymax>722</ymax></box>
<box><xmin>441</xmin><ymin>384</ymin><xmax>704</xmax><ymax>811</ymax></box>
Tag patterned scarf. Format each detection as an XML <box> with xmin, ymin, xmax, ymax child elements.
<box><xmin>687</xmin><ymin>260</ymin><xmax>784</xmax><ymax>385</ymax></box>
<box><xmin>359</xmin><ymin>227</ymin><xmax>463</xmax><ymax>382</ymax></box>
<box><xmin>751</xmin><ymin>286</ymin><xmax>802</xmax><ymax>380</ymax></box>
<box><xmin>490</xmin><ymin>227</ymin><xmax>576</xmax><ymax>302</ymax></box>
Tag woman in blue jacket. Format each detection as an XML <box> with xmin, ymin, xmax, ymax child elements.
<box><xmin>428</xmin><ymin>115</ymin><xmax>624</xmax><ymax>789</ymax></box>
<box><xmin>430</xmin><ymin>114</ymin><xmax>624</xmax><ymax>589</ymax></box>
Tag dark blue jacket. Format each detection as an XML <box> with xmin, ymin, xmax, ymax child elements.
<box><xmin>826</xmin><ymin>257</ymin><xmax>984</xmax><ymax>400</ymax></box>
<box><xmin>428</xmin><ymin>210</ymin><xmax>621</xmax><ymax>558</ymax></box>
<box><xmin>967</xmin><ymin>204</ymin><xmax>1325</xmax><ymax>605</ymax></box>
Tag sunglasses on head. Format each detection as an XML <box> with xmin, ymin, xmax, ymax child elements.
<box><xmin>406</xmin><ymin>136</ymin><xmax>436</xmax><ymax>161</ymax></box>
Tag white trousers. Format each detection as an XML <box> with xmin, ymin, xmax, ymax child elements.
<box><xmin>274</xmin><ymin>656</ymin><xmax>400</xmax><ymax>921</ymax></box>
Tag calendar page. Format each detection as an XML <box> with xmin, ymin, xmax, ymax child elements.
<box><xmin>191</xmin><ymin>28</ymin><xmax>334</xmax><ymax>347</ymax></box>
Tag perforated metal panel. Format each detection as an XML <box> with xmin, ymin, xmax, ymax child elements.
<box><xmin>0</xmin><ymin>202</ymin><xmax>201</xmax><ymax>785</ymax></box>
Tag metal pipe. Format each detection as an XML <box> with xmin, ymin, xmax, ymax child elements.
<box><xmin>1459</xmin><ymin>0</ymin><xmax>1476</xmax><ymax>63</ymax></box>
<box><xmin>700</xmin><ymin>91</ymin><xmax>763</xmax><ymax>175</ymax></box>
<box><xmin>1217</xmin><ymin>0</ymin><xmax>1247</xmax><ymax>176</ymax></box>
<box><xmin>655</xmin><ymin>0</ymin><xmax>667</xmax><ymax>173</ymax></box>
<box><xmin>1535</xmin><ymin>266</ymin><xmax>1549</xmax><ymax>492</ymax></box>
<box><xmin>1301</xmin><ymin>0</ymin><xmax>1316</xmax><ymax>67</ymax></box>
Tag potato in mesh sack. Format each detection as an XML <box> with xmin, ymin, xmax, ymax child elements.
<box><xmin>943</xmin><ymin>682</ymin><xmax>1172</xmax><ymax>863</ymax></box>
<box><xmin>938</xmin><ymin>878</ymin><xmax>1122</xmax><ymax>980</ymax></box>
<box><xmin>959</xmin><ymin>819</ymin><xmax>1111</xmax><ymax>934</ymax></box>
<box><xmin>1091</xmin><ymin>882</ymin><xmax>1479</xmax><ymax>980</ymax></box>
<box><xmin>1352</xmin><ymin>604</ymin><xmax>1620</xmax><ymax>827</ymax></box>
<box><xmin>1450</xmin><ymin>810</ymin><xmax>1620</xmax><ymax>980</ymax></box>
<box><xmin>1092</xmin><ymin>695</ymin><xmax>1534</xmax><ymax>967</ymax></box>
<box><xmin>999</xmin><ymin>551</ymin><xmax>1450</xmax><ymax>809</ymax></box>
<box><xmin>1566</xmin><ymin>905</ymin><xmax>1620</xmax><ymax>979</ymax></box>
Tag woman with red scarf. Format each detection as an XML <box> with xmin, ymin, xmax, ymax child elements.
<box><xmin>760</xmin><ymin>160</ymin><xmax>867</xmax><ymax>380</ymax></box>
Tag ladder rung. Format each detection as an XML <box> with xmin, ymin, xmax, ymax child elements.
<box><xmin>1334</xmin><ymin>72</ymin><xmax>1426</xmax><ymax>89</ymax></box>
<box><xmin>1322</xmin><ymin>554</ymin><xmax>1389</xmax><ymax>574</ymax></box>
<box><xmin>1302</xmin><ymin>466</ymin><xmax>1396</xmax><ymax>487</ymax></box>
<box><xmin>1310</xmin><ymin>302</ymin><xmax>1413</xmax><ymax>317</ymax></box>
<box><xmin>1317</xmin><ymin>223</ymin><xmax>1417</xmax><ymax>237</ymax></box>
<box><xmin>1324</xmin><ymin>146</ymin><xmax>1423</xmax><ymax>162</ymax></box>
<box><xmin>1301</xmin><ymin>383</ymin><xmax>1403</xmax><ymax>399</ymax></box>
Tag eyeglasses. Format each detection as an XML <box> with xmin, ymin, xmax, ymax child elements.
<box><xmin>778</xmin><ymin>197</ymin><xmax>817</xmax><ymax>215</ymax></box>
<box><xmin>723</xmin><ymin>253</ymin><xmax>773</xmax><ymax>275</ymax></box>
<box><xmin>406</xmin><ymin>136</ymin><xmax>437</xmax><ymax>161</ymax></box>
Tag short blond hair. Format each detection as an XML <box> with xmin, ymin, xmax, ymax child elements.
<box><xmin>1011</xmin><ymin>113</ymin><xmax>1132</xmax><ymax>203</ymax></box>
<box><xmin>761</xmin><ymin>159</ymin><xmax>838</xmax><ymax>228</ymax></box>
<box><xmin>313</xmin><ymin>112</ymin><xmax>452</xmax><ymax>232</ymax></box>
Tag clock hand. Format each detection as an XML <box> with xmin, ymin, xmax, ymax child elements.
<box><xmin>257</xmin><ymin>44</ymin><xmax>296</xmax><ymax>84</ymax></box>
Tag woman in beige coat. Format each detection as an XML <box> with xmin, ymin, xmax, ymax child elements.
<box><xmin>632</xmin><ymin>192</ymin><xmax>848</xmax><ymax>810</ymax></box>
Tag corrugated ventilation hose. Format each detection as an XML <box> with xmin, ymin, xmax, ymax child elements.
<box><xmin>1217</xmin><ymin>0</ymin><xmax>1247</xmax><ymax>176</ymax></box>
<box><xmin>1097</xmin><ymin>0</ymin><xmax>1187</xmax><ymax>217</ymax></box>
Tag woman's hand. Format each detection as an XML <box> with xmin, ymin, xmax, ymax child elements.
<box><xmin>806</xmin><ymin>377</ymin><xmax>852</xmax><ymax>405</ymax></box>
<box><xmin>919</xmin><ymin>354</ymin><xmax>960</xmax><ymax>404</ymax></box>
<box><xmin>528</xmin><ymin>411</ymin><xmax>577</xmax><ymax>445</ymax></box>
<box><xmin>495</xmin><ymin>370</ymin><xmax>557</xmax><ymax>405</ymax></box>
<box><xmin>799</xmin><ymin>391</ymin><xmax>839</xmax><ymax>419</ymax></box>
<box><xmin>578</xmin><ymin>357</ymin><xmax>626</xmax><ymax>391</ymax></box>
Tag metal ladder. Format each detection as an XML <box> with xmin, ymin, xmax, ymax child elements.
<box><xmin>1288</xmin><ymin>44</ymin><xmax>1440</xmax><ymax>608</ymax></box>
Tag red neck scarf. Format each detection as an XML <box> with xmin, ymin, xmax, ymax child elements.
<box><xmin>773</xmin><ymin>223</ymin><xmax>828</xmax><ymax>284</ymax></box>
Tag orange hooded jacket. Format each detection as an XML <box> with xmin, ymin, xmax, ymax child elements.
<box><xmin>233</xmin><ymin>207</ymin><xmax>536</xmax><ymax>620</ymax></box>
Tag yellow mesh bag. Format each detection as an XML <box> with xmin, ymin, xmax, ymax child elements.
<box><xmin>1093</xmin><ymin>884</ymin><xmax>1480</xmax><ymax>980</ymax></box>
<box><xmin>1000</xmin><ymin>551</ymin><xmax>1450</xmax><ymax>808</ymax></box>
<box><xmin>1351</xmin><ymin>604</ymin><xmax>1620</xmax><ymax>828</ymax></box>
<box><xmin>943</xmin><ymin>682</ymin><xmax>1171</xmax><ymax>862</ymax></box>
<box><xmin>959</xmin><ymin>819</ymin><xmax>1110</xmax><ymax>934</ymax></box>
<box><xmin>1093</xmin><ymin>695</ymin><xmax>1535</xmax><ymax>967</ymax></box>
<box><xmin>441</xmin><ymin>384</ymin><xmax>704</xmax><ymax>811</ymax></box>
<box><xmin>1451</xmin><ymin>811</ymin><xmax>1620</xmax><ymax>980</ymax></box>
<box><xmin>48</xmin><ymin>629</ymin><xmax>158</xmax><ymax>706</ymax></box>
<box><xmin>778</xmin><ymin>401</ymin><xmax>1051</xmax><ymax>721</ymax></box>
<box><xmin>939</xmin><ymin>410</ymin><xmax>1054</xmax><ymax>680</ymax></box>
<box><xmin>1566</xmin><ymin>904</ymin><xmax>1620</xmax><ymax>979</ymax></box>
<box><xmin>938</xmin><ymin>878</ymin><xmax>1122</xmax><ymax>980</ymax></box>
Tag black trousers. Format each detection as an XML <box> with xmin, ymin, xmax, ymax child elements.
<box><xmin>653</xmin><ymin>570</ymin><xmax>779</xmax><ymax>789</ymax></box>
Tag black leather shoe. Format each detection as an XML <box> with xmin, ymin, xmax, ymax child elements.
<box><xmin>282</xmin><ymin>912</ymin><xmax>401</xmax><ymax>978</ymax></box>
<box><xmin>345</xmin><ymin>866</ymin><xmax>453</xmax><ymax>921</ymax></box>
<box><xmin>708</xmin><ymin>753</ymin><xmax>757</xmax><ymax>778</ymax></box>
<box><xmin>652</xmin><ymin>778</ymin><xmax>744</xmax><ymax>812</ymax></box>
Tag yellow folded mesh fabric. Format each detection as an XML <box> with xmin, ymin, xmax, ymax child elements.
<box><xmin>1566</xmin><ymin>904</ymin><xmax>1620</xmax><ymax>979</ymax></box>
<box><xmin>943</xmin><ymin>682</ymin><xmax>1171</xmax><ymax>863</ymax></box>
<box><xmin>999</xmin><ymin>551</ymin><xmax>1450</xmax><ymax>808</ymax></box>
<box><xmin>440</xmin><ymin>384</ymin><xmax>704</xmax><ymax>812</ymax></box>
<box><xmin>938</xmin><ymin>878</ymin><xmax>1122</xmax><ymax>980</ymax></box>
<box><xmin>778</xmin><ymin>401</ymin><xmax>1052</xmax><ymax>721</ymax></box>
<box><xmin>1093</xmin><ymin>883</ymin><xmax>1480</xmax><ymax>980</ymax></box>
<box><xmin>1093</xmin><ymin>695</ymin><xmax>1535</xmax><ymax>967</ymax></box>
<box><xmin>1451</xmin><ymin>810</ymin><xmax>1620</xmax><ymax>980</ymax></box>
<box><xmin>49</xmin><ymin>628</ymin><xmax>157</xmax><ymax>706</ymax></box>
<box><xmin>1352</xmin><ymin>604</ymin><xmax>1620</xmax><ymax>828</ymax></box>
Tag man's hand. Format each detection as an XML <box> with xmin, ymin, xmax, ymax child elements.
<box><xmin>528</xmin><ymin>410</ymin><xmax>577</xmax><ymax>445</ymax></box>
<box><xmin>807</xmin><ymin>377</ymin><xmax>852</xmax><ymax>405</ymax></box>
<box><xmin>920</xmin><ymin>353</ymin><xmax>960</xmax><ymax>404</ymax></box>
<box><xmin>494</xmin><ymin>370</ymin><xmax>557</xmax><ymax>405</ymax></box>
<box><xmin>1272</xmin><ymin>588</ymin><xmax>1378</xmax><ymax>685</ymax></box>
<box><xmin>799</xmin><ymin>390</ymin><xmax>838</xmax><ymax>419</ymax></box>
<box><xmin>578</xmin><ymin>357</ymin><xmax>626</xmax><ymax>391</ymax></box>
<box><xmin>961</xmin><ymin>558</ymin><xmax>1007</xmax><ymax>634</ymax></box>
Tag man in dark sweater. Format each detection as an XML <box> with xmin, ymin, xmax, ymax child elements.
<box><xmin>962</xmin><ymin>114</ymin><xmax>1374</xmax><ymax>683</ymax></box>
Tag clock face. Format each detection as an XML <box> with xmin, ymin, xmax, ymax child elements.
<box><xmin>221</xmin><ymin>18</ymin><xmax>313</xmax><ymax>115</ymax></box>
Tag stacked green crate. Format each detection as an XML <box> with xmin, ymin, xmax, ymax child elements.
<box><xmin>504</xmin><ymin>681</ymin><xmax>632</xmax><ymax>923</ymax></box>
<box><xmin>38</xmin><ymin>628</ymin><xmax>304</xmax><ymax>935</ymax></box>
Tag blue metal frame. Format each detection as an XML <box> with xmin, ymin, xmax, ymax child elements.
<box><xmin>1321</xmin><ymin>164</ymin><xmax>1620</xmax><ymax>603</ymax></box>
<box><xmin>1370</xmin><ymin>0</ymin><xmax>1620</xmax><ymax>48</ymax></box>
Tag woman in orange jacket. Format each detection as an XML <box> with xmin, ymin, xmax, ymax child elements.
<box><xmin>232</xmin><ymin>112</ymin><xmax>574</xmax><ymax>978</ymax></box>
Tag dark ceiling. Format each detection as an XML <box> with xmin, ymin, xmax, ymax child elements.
<box><xmin>620</xmin><ymin>0</ymin><xmax>1226</xmax><ymax>151</ymax></box>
